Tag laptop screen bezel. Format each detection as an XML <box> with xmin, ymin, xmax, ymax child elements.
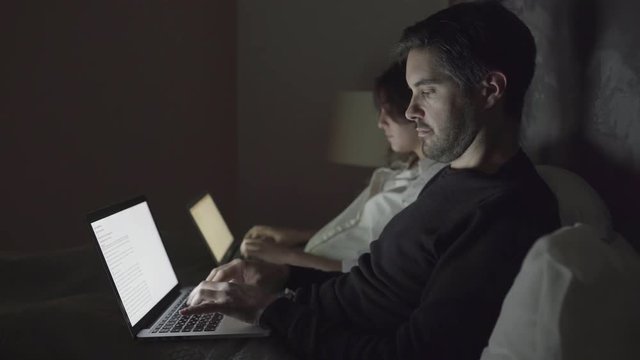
<box><xmin>87</xmin><ymin>195</ymin><xmax>181</xmax><ymax>337</ymax></box>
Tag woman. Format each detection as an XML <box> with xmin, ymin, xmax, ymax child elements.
<box><xmin>240</xmin><ymin>63</ymin><xmax>446</xmax><ymax>272</ymax></box>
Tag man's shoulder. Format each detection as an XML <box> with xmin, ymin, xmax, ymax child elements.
<box><xmin>414</xmin><ymin>151</ymin><xmax>556</xmax><ymax>215</ymax></box>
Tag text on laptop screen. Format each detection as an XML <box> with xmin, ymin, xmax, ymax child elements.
<box><xmin>189</xmin><ymin>194</ymin><xmax>234</xmax><ymax>263</ymax></box>
<box><xmin>90</xmin><ymin>201</ymin><xmax>178</xmax><ymax>327</ymax></box>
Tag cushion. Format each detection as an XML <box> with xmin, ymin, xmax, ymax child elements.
<box><xmin>480</xmin><ymin>224</ymin><xmax>640</xmax><ymax>360</ymax></box>
<box><xmin>536</xmin><ymin>165</ymin><xmax>612</xmax><ymax>239</ymax></box>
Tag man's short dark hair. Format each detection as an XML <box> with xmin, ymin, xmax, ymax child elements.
<box><xmin>396</xmin><ymin>1</ymin><xmax>536</xmax><ymax>119</ymax></box>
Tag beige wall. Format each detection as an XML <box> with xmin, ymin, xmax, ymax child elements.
<box><xmin>236</xmin><ymin>0</ymin><xmax>447</xmax><ymax>232</ymax></box>
<box><xmin>1</xmin><ymin>1</ymin><xmax>237</xmax><ymax>264</ymax></box>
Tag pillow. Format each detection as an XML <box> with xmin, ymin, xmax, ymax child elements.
<box><xmin>536</xmin><ymin>165</ymin><xmax>612</xmax><ymax>239</ymax></box>
<box><xmin>480</xmin><ymin>224</ymin><xmax>640</xmax><ymax>360</ymax></box>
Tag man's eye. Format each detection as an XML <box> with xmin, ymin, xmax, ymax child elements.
<box><xmin>421</xmin><ymin>89</ymin><xmax>435</xmax><ymax>97</ymax></box>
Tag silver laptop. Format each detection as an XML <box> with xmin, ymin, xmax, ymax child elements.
<box><xmin>187</xmin><ymin>193</ymin><xmax>238</xmax><ymax>265</ymax></box>
<box><xmin>87</xmin><ymin>196</ymin><xmax>269</xmax><ymax>339</ymax></box>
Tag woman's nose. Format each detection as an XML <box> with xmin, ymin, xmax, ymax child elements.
<box><xmin>377</xmin><ymin>110</ymin><xmax>387</xmax><ymax>129</ymax></box>
<box><xmin>377</xmin><ymin>115</ymin><xmax>384</xmax><ymax>129</ymax></box>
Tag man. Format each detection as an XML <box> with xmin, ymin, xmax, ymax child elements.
<box><xmin>181</xmin><ymin>2</ymin><xmax>560</xmax><ymax>359</ymax></box>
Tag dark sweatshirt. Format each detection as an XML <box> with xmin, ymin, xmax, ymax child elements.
<box><xmin>260</xmin><ymin>150</ymin><xmax>560</xmax><ymax>360</ymax></box>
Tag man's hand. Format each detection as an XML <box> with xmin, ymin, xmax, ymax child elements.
<box><xmin>180</xmin><ymin>281</ymin><xmax>280</xmax><ymax>324</ymax></box>
<box><xmin>241</xmin><ymin>237</ymin><xmax>294</xmax><ymax>265</ymax></box>
<box><xmin>203</xmin><ymin>258</ymin><xmax>289</xmax><ymax>292</ymax></box>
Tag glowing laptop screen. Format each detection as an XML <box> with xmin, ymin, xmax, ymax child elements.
<box><xmin>90</xmin><ymin>201</ymin><xmax>178</xmax><ymax>326</ymax></box>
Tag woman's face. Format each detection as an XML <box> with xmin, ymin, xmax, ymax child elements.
<box><xmin>377</xmin><ymin>106</ymin><xmax>422</xmax><ymax>155</ymax></box>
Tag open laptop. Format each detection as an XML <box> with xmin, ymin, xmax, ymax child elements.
<box><xmin>187</xmin><ymin>193</ymin><xmax>238</xmax><ymax>265</ymax></box>
<box><xmin>87</xmin><ymin>196</ymin><xmax>269</xmax><ymax>339</ymax></box>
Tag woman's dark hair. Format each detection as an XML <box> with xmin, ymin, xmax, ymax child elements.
<box><xmin>373</xmin><ymin>62</ymin><xmax>420</xmax><ymax>167</ymax></box>
<box><xmin>396</xmin><ymin>0</ymin><xmax>536</xmax><ymax>120</ymax></box>
<box><xmin>373</xmin><ymin>62</ymin><xmax>412</xmax><ymax>124</ymax></box>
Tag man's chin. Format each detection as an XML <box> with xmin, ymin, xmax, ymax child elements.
<box><xmin>423</xmin><ymin>145</ymin><xmax>456</xmax><ymax>163</ymax></box>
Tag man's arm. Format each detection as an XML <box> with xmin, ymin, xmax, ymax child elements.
<box><xmin>259</xmin><ymin>284</ymin><xmax>502</xmax><ymax>360</ymax></box>
<box><xmin>285</xmin><ymin>265</ymin><xmax>341</xmax><ymax>289</ymax></box>
<box><xmin>259</xmin><ymin>196</ymin><xmax>559</xmax><ymax>360</ymax></box>
<box><xmin>183</xmin><ymin>190</ymin><xmax>559</xmax><ymax>360</ymax></box>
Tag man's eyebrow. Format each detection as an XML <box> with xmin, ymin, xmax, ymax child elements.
<box><xmin>412</xmin><ymin>78</ymin><xmax>442</xmax><ymax>87</ymax></box>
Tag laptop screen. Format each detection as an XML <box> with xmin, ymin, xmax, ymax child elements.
<box><xmin>90</xmin><ymin>201</ymin><xmax>178</xmax><ymax>327</ymax></box>
<box><xmin>188</xmin><ymin>193</ymin><xmax>234</xmax><ymax>263</ymax></box>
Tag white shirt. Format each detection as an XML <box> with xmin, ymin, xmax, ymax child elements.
<box><xmin>304</xmin><ymin>158</ymin><xmax>448</xmax><ymax>272</ymax></box>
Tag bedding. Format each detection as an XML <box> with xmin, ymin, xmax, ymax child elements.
<box><xmin>481</xmin><ymin>224</ymin><xmax>640</xmax><ymax>360</ymax></box>
<box><xmin>0</xmin><ymin>246</ymin><xmax>297</xmax><ymax>360</ymax></box>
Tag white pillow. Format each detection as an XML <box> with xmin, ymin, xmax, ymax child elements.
<box><xmin>480</xmin><ymin>224</ymin><xmax>640</xmax><ymax>360</ymax></box>
<box><xmin>536</xmin><ymin>165</ymin><xmax>612</xmax><ymax>239</ymax></box>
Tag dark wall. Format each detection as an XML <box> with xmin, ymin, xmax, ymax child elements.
<box><xmin>448</xmin><ymin>0</ymin><xmax>640</xmax><ymax>245</ymax></box>
<box><xmin>510</xmin><ymin>0</ymin><xmax>640</xmax><ymax>244</ymax></box>
<box><xmin>1</xmin><ymin>1</ymin><xmax>237</xmax><ymax>264</ymax></box>
<box><xmin>236</xmin><ymin>0</ymin><xmax>447</xmax><ymax>233</ymax></box>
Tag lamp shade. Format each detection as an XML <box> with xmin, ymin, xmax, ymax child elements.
<box><xmin>327</xmin><ymin>91</ymin><xmax>388</xmax><ymax>167</ymax></box>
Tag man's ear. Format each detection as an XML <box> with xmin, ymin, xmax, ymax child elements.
<box><xmin>480</xmin><ymin>71</ymin><xmax>507</xmax><ymax>109</ymax></box>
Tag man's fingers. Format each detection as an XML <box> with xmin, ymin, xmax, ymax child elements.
<box><xmin>187</xmin><ymin>282</ymin><xmax>208</xmax><ymax>306</ymax></box>
<box><xmin>206</xmin><ymin>267</ymin><xmax>219</xmax><ymax>281</ymax></box>
<box><xmin>211</xmin><ymin>268</ymin><xmax>230</xmax><ymax>282</ymax></box>
<box><xmin>207</xmin><ymin>260</ymin><xmax>236</xmax><ymax>281</ymax></box>
<box><xmin>185</xmin><ymin>281</ymin><xmax>231</xmax><ymax>307</ymax></box>
<box><xmin>211</xmin><ymin>259</ymin><xmax>242</xmax><ymax>282</ymax></box>
<box><xmin>180</xmin><ymin>302</ymin><xmax>218</xmax><ymax>316</ymax></box>
<box><xmin>186</xmin><ymin>283</ymin><xmax>204</xmax><ymax>305</ymax></box>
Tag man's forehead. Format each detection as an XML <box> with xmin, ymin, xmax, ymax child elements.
<box><xmin>405</xmin><ymin>48</ymin><xmax>447</xmax><ymax>84</ymax></box>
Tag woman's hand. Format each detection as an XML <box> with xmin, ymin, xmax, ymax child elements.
<box><xmin>242</xmin><ymin>225</ymin><xmax>312</xmax><ymax>247</ymax></box>
<box><xmin>241</xmin><ymin>237</ymin><xmax>294</xmax><ymax>265</ymax></box>
<box><xmin>203</xmin><ymin>258</ymin><xmax>289</xmax><ymax>291</ymax></box>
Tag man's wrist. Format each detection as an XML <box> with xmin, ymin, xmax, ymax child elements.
<box><xmin>254</xmin><ymin>288</ymin><xmax>295</xmax><ymax>326</ymax></box>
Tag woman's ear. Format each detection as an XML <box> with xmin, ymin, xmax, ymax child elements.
<box><xmin>480</xmin><ymin>71</ymin><xmax>507</xmax><ymax>109</ymax></box>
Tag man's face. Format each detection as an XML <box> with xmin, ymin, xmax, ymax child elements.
<box><xmin>405</xmin><ymin>48</ymin><xmax>479</xmax><ymax>163</ymax></box>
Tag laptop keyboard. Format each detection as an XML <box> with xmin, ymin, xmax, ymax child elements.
<box><xmin>151</xmin><ymin>295</ymin><xmax>223</xmax><ymax>334</ymax></box>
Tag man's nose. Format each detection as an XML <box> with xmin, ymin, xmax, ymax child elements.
<box><xmin>405</xmin><ymin>101</ymin><xmax>423</xmax><ymax>124</ymax></box>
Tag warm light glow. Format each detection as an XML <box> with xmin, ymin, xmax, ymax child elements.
<box><xmin>327</xmin><ymin>91</ymin><xmax>388</xmax><ymax>167</ymax></box>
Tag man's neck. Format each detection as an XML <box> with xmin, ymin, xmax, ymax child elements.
<box><xmin>450</xmin><ymin>118</ymin><xmax>520</xmax><ymax>173</ymax></box>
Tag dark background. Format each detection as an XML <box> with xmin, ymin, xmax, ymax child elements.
<box><xmin>2</xmin><ymin>0</ymin><xmax>640</xmax><ymax>266</ymax></box>
<box><xmin>2</xmin><ymin>0</ymin><xmax>640</xmax><ymax>358</ymax></box>
<box><xmin>1</xmin><ymin>1</ymin><xmax>237</xmax><ymax>271</ymax></box>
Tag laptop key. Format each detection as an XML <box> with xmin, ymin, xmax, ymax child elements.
<box><xmin>204</xmin><ymin>324</ymin><xmax>218</xmax><ymax>331</ymax></box>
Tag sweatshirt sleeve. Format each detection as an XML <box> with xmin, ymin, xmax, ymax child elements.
<box><xmin>259</xmin><ymin>287</ymin><xmax>501</xmax><ymax>360</ymax></box>
<box><xmin>285</xmin><ymin>265</ymin><xmax>341</xmax><ymax>289</ymax></box>
<box><xmin>259</xmin><ymin>288</ymin><xmax>396</xmax><ymax>360</ymax></box>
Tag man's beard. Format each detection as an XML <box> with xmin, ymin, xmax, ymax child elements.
<box><xmin>421</xmin><ymin>102</ymin><xmax>478</xmax><ymax>163</ymax></box>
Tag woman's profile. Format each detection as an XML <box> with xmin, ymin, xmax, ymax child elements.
<box><xmin>240</xmin><ymin>62</ymin><xmax>446</xmax><ymax>272</ymax></box>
